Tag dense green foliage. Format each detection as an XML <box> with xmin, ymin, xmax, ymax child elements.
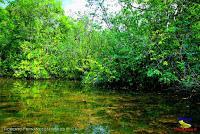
<box><xmin>0</xmin><ymin>0</ymin><xmax>199</xmax><ymax>90</ymax></box>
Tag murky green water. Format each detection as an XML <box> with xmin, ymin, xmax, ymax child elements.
<box><xmin>0</xmin><ymin>78</ymin><xmax>199</xmax><ymax>134</ymax></box>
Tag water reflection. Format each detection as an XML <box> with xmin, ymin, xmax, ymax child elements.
<box><xmin>0</xmin><ymin>78</ymin><xmax>199</xmax><ymax>133</ymax></box>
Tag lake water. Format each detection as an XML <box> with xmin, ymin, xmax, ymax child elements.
<box><xmin>0</xmin><ymin>78</ymin><xmax>199</xmax><ymax>133</ymax></box>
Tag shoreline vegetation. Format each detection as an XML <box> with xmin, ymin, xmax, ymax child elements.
<box><xmin>0</xmin><ymin>0</ymin><xmax>199</xmax><ymax>91</ymax></box>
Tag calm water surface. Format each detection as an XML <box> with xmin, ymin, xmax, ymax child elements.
<box><xmin>0</xmin><ymin>78</ymin><xmax>200</xmax><ymax>133</ymax></box>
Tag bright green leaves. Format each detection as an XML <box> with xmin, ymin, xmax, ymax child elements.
<box><xmin>0</xmin><ymin>8</ymin><xmax>13</xmax><ymax>44</ymax></box>
<box><xmin>147</xmin><ymin>68</ymin><xmax>178</xmax><ymax>84</ymax></box>
<box><xmin>0</xmin><ymin>0</ymin><xmax>199</xmax><ymax>90</ymax></box>
<box><xmin>83</xmin><ymin>58</ymin><xmax>118</xmax><ymax>84</ymax></box>
<box><xmin>14</xmin><ymin>59</ymin><xmax>49</xmax><ymax>79</ymax></box>
<box><xmin>147</xmin><ymin>69</ymin><xmax>162</xmax><ymax>77</ymax></box>
<box><xmin>0</xmin><ymin>0</ymin><xmax>66</xmax><ymax>79</ymax></box>
<box><xmin>159</xmin><ymin>72</ymin><xmax>178</xmax><ymax>84</ymax></box>
<box><xmin>59</xmin><ymin>16</ymin><xmax>72</xmax><ymax>31</ymax></box>
<box><xmin>166</xmin><ymin>26</ymin><xmax>176</xmax><ymax>33</ymax></box>
<box><xmin>163</xmin><ymin>61</ymin><xmax>168</xmax><ymax>66</ymax></box>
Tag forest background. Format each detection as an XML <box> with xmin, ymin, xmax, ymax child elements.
<box><xmin>0</xmin><ymin>0</ymin><xmax>199</xmax><ymax>91</ymax></box>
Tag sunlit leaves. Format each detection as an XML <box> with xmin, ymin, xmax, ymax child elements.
<box><xmin>147</xmin><ymin>68</ymin><xmax>162</xmax><ymax>77</ymax></box>
<box><xmin>0</xmin><ymin>0</ymin><xmax>199</xmax><ymax>90</ymax></box>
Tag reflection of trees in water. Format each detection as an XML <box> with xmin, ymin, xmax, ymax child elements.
<box><xmin>9</xmin><ymin>80</ymin><xmax>85</xmax><ymax>127</ymax></box>
<box><xmin>0</xmin><ymin>79</ymin><xmax>21</xmax><ymax>115</ymax></box>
